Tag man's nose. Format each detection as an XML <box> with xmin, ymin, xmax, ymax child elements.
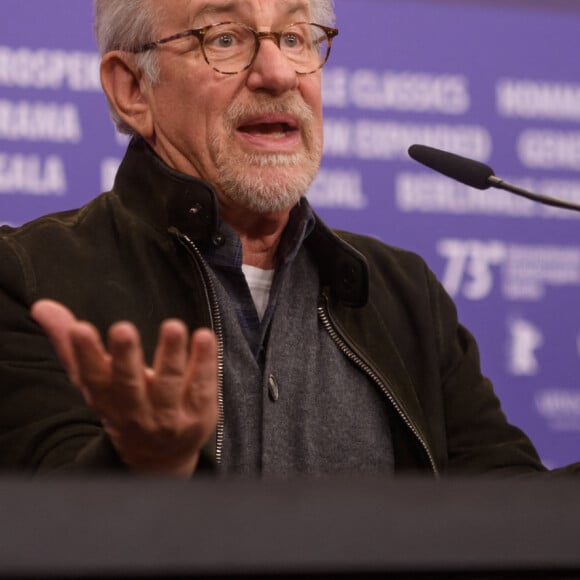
<box><xmin>245</xmin><ymin>35</ymin><xmax>299</xmax><ymax>93</ymax></box>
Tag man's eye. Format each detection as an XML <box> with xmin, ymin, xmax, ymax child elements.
<box><xmin>215</xmin><ymin>33</ymin><xmax>235</xmax><ymax>48</ymax></box>
<box><xmin>282</xmin><ymin>33</ymin><xmax>301</xmax><ymax>49</ymax></box>
<box><xmin>205</xmin><ymin>30</ymin><xmax>241</xmax><ymax>50</ymax></box>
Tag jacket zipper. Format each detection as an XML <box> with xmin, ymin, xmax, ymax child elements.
<box><xmin>318</xmin><ymin>294</ymin><xmax>439</xmax><ymax>476</ymax></box>
<box><xmin>175</xmin><ymin>232</ymin><xmax>225</xmax><ymax>465</ymax></box>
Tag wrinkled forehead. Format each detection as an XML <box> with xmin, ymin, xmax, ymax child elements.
<box><xmin>161</xmin><ymin>0</ymin><xmax>313</xmax><ymax>28</ymax></box>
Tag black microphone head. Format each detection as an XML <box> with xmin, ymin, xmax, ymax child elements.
<box><xmin>408</xmin><ymin>144</ymin><xmax>495</xmax><ymax>190</ymax></box>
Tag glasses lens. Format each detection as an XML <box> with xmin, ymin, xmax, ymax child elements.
<box><xmin>280</xmin><ymin>23</ymin><xmax>329</xmax><ymax>74</ymax></box>
<box><xmin>202</xmin><ymin>22</ymin><xmax>255</xmax><ymax>74</ymax></box>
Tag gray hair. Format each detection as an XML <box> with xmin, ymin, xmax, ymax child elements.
<box><xmin>311</xmin><ymin>0</ymin><xmax>336</xmax><ymax>27</ymax></box>
<box><xmin>94</xmin><ymin>0</ymin><xmax>336</xmax><ymax>134</ymax></box>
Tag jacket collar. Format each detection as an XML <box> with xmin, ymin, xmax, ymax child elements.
<box><xmin>114</xmin><ymin>137</ymin><xmax>369</xmax><ymax>307</ymax></box>
<box><xmin>114</xmin><ymin>138</ymin><xmax>220</xmax><ymax>242</ymax></box>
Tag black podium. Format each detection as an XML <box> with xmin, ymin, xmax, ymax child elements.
<box><xmin>0</xmin><ymin>476</ymin><xmax>579</xmax><ymax>578</ymax></box>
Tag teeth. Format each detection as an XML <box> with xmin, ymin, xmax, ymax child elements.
<box><xmin>243</xmin><ymin>123</ymin><xmax>290</xmax><ymax>138</ymax></box>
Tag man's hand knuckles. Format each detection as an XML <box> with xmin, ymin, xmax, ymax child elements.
<box><xmin>186</xmin><ymin>385</ymin><xmax>217</xmax><ymax>410</ymax></box>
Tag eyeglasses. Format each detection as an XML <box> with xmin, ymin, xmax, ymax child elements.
<box><xmin>132</xmin><ymin>21</ymin><xmax>339</xmax><ymax>75</ymax></box>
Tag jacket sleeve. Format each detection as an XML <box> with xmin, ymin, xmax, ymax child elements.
<box><xmin>0</xmin><ymin>235</ymin><xmax>127</xmax><ymax>474</ymax></box>
<box><xmin>429</xmin><ymin>265</ymin><xmax>580</xmax><ymax>476</ymax></box>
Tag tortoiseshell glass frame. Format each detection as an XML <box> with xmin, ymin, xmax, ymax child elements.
<box><xmin>131</xmin><ymin>21</ymin><xmax>339</xmax><ymax>75</ymax></box>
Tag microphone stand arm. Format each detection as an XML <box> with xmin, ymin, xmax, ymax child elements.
<box><xmin>488</xmin><ymin>175</ymin><xmax>580</xmax><ymax>214</ymax></box>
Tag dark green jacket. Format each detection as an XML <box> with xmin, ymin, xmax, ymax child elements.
<box><xmin>0</xmin><ymin>139</ymin><xmax>563</xmax><ymax>476</ymax></box>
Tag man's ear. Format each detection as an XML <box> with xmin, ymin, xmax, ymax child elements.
<box><xmin>100</xmin><ymin>51</ymin><xmax>154</xmax><ymax>138</ymax></box>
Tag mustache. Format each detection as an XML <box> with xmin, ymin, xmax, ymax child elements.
<box><xmin>223</xmin><ymin>96</ymin><xmax>314</xmax><ymax>129</ymax></box>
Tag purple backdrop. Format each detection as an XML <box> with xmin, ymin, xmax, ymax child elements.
<box><xmin>1</xmin><ymin>0</ymin><xmax>579</xmax><ymax>468</ymax></box>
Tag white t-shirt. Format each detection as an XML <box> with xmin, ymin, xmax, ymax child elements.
<box><xmin>241</xmin><ymin>264</ymin><xmax>275</xmax><ymax>321</ymax></box>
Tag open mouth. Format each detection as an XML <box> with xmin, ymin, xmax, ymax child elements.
<box><xmin>239</xmin><ymin>122</ymin><xmax>296</xmax><ymax>138</ymax></box>
<box><xmin>237</xmin><ymin>115</ymin><xmax>300</xmax><ymax>141</ymax></box>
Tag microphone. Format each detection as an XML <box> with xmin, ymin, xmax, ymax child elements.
<box><xmin>408</xmin><ymin>144</ymin><xmax>580</xmax><ymax>213</ymax></box>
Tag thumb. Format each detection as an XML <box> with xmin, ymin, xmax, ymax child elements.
<box><xmin>31</xmin><ymin>299</ymin><xmax>79</xmax><ymax>380</ymax></box>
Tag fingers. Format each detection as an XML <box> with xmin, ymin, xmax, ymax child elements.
<box><xmin>67</xmin><ymin>320</ymin><xmax>149</xmax><ymax>431</ymax></box>
<box><xmin>31</xmin><ymin>300</ymin><xmax>110</xmax><ymax>391</ymax></box>
<box><xmin>107</xmin><ymin>321</ymin><xmax>147</xmax><ymax>405</ymax></box>
<box><xmin>152</xmin><ymin>324</ymin><xmax>219</xmax><ymax>432</ymax></box>
<box><xmin>107</xmin><ymin>323</ymin><xmax>218</xmax><ymax>476</ymax></box>
<box><xmin>150</xmin><ymin>322</ymin><xmax>218</xmax><ymax>411</ymax></box>
<box><xmin>185</xmin><ymin>328</ymin><xmax>219</xmax><ymax>419</ymax></box>
<box><xmin>31</xmin><ymin>299</ymin><xmax>219</xmax><ymax>475</ymax></box>
<box><xmin>149</xmin><ymin>319</ymin><xmax>190</xmax><ymax>408</ymax></box>
<box><xmin>152</xmin><ymin>320</ymin><xmax>189</xmax><ymax>379</ymax></box>
<box><xmin>188</xmin><ymin>328</ymin><xmax>218</xmax><ymax>389</ymax></box>
<box><xmin>30</xmin><ymin>300</ymin><xmax>114</xmax><ymax>405</ymax></box>
<box><xmin>69</xmin><ymin>320</ymin><xmax>111</xmax><ymax>404</ymax></box>
<box><xmin>70</xmin><ymin>321</ymin><xmax>111</xmax><ymax>383</ymax></box>
<box><xmin>30</xmin><ymin>299</ymin><xmax>80</xmax><ymax>379</ymax></box>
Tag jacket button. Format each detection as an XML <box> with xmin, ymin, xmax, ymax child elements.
<box><xmin>212</xmin><ymin>233</ymin><xmax>226</xmax><ymax>247</ymax></box>
<box><xmin>268</xmin><ymin>374</ymin><xmax>280</xmax><ymax>402</ymax></box>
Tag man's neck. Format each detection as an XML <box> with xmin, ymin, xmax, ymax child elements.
<box><xmin>219</xmin><ymin>205</ymin><xmax>291</xmax><ymax>269</ymax></box>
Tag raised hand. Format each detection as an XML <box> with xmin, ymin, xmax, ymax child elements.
<box><xmin>31</xmin><ymin>299</ymin><xmax>219</xmax><ymax>477</ymax></box>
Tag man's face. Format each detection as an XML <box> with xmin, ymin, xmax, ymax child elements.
<box><xmin>140</xmin><ymin>0</ymin><xmax>324</xmax><ymax>215</ymax></box>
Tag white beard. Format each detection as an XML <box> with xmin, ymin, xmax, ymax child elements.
<box><xmin>211</xmin><ymin>97</ymin><xmax>322</xmax><ymax>214</ymax></box>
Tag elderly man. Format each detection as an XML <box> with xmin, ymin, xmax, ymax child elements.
<box><xmin>0</xmin><ymin>0</ymin><xmax>571</xmax><ymax>477</ymax></box>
